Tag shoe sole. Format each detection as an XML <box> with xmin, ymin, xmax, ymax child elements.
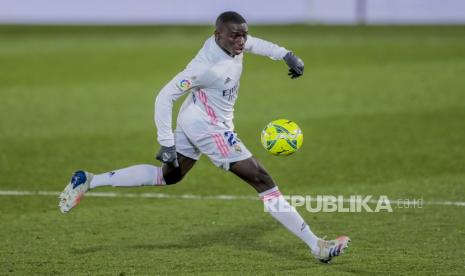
<box><xmin>58</xmin><ymin>172</ymin><xmax>92</xmax><ymax>214</ymax></box>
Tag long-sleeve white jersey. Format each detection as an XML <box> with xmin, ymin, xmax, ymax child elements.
<box><xmin>155</xmin><ymin>35</ymin><xmax>289</xmax><ymax>147</ymax></box>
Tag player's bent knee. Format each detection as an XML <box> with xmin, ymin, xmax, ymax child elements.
<box><xmin>161</xmin><ymin>155</ymin><xmax>196</xmax><ymax>185</ymax></box>
<box><xmin>164</xmin><ymin>173</ymin><xmax>183</xmax><ymax>185</ymax></box>
<box><xmin>163</xmin><ymin>168</ymin><xmax>184</xmax><ymax>185</ymax></box>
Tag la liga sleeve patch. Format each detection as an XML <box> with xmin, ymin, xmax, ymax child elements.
<box><xmin>176</xmin><ymin>78</ymin><xmax>194</xmax><ymax>92</ymax></box>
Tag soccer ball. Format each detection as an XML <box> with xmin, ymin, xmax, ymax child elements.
<box><xmin>261</xmin><ymin>119</ymin><xmax>303</xmax><ymax>156</ymax></box>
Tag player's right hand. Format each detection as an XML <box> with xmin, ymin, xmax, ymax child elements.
<box><xmin>156</xmin><ymin>145</ymin><xmax>179</xmax><ymax>167</ymax></box>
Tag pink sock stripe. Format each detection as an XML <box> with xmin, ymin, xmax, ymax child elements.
<box><xmin>154</xmin><ymin>167</ymin><xmax>164</xmax><ymax>186</ymax></box>
<box><xmin>261</xmin><ymin>190</ymin><xmax>282</xmax><ymax>201</ymax></box>
<box><xmin>212</xmin><ymin>133</ymin><xmax>228</xmax><ymax>157</ymax></box>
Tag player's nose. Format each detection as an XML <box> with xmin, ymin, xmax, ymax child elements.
<box><xmin>237</xmin><ymin>36</ymin><xmax>246</xmax><ymax>46</ymax></box>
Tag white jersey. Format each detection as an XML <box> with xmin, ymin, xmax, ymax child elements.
<box><xmin>155</xmin><ymin>35</ymin><xmax>288</xmax><ymax>147</ymax></box>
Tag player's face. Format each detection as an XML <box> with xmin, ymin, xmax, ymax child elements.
<box><xmin>216</xmin><ymin>22</ymin><xmax>248</xmax><ymax>55</ymax></box>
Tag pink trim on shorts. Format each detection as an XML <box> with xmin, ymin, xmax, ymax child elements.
<box><xmin>218</xmin><ymin>133</ymin><xmax>231</xmax><ymax>157</ymax></box>
<box><xmin>197</xmin><ymin>89</ymin><xmax>218</xmax><ymax>124</ymax></box>
<box><xmin>212</xmin><ymin>133</ymin><xmax>229</xmax><ymax>157</ymax></box>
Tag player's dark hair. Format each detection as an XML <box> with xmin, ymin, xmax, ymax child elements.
<box><xmin>215</xmin><ymin>11</ymin><xmax>247</xmax><ymax>29</ymax></box>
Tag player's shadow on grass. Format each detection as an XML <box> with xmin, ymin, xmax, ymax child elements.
<box><xmin>70</xmin><ymin>221</ymin><xmax>304</xmax><ymax>261</ymax></box>
<box><xmin>130</xmin><ymin>221</ymin><xmax>309</xmax><ymax>262</ymax></box>
<box><xmin>71</xmin><ymin>222</ymin><xmax>361</xmax><ymax>272</ymax></box>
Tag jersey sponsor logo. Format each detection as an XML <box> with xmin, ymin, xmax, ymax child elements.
<box><xmin>177</xmin><ymin>79</ymin><xmax>192</xmax><ymax>91</ymax></box>
<box><xmin>222</xmin><ymin>83</ymin><xmax>238</xmax><ymax>101</ymax></box>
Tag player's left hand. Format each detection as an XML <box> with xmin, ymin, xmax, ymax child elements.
<box><xmin>283</xmin><ymin>52</ymin><xmax>304</xmax><ymax>79</ymax></box>
<box><xmin>156</xmin><ymin>145</ymin><xmax>179</xmax><ymax>167</ymax></box>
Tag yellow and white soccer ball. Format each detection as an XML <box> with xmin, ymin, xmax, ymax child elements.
<box><xmin>261</xmin><ymin>119</ymin><xmax>303</xmax><ymax>156</ymax></box>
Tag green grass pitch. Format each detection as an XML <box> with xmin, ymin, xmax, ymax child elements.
<box><xmin>1</xmin><ymin>25</ymin><xmax>465</xmax><ymax>275</ymax></box>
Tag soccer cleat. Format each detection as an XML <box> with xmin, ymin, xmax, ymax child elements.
<box><xmin>58</xmin><ymin>170</ymin><xmax>93</xmax><ymax>214</ymax></box>
<box><xmin>313</xmin><ymin>236</ymin><xmax>351</xmax><ymax>263</ymax></box>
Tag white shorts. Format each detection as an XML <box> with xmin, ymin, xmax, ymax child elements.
<box><xmin>174</xmin><ymin>114</ymin><xmax>252</xmax><ymax>171</ymax></box>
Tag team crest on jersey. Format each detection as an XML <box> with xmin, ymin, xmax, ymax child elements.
<box><xmin>177</xmin><ymin>79</ymin><xmax>192</xmax><ymax>91</ymax></box>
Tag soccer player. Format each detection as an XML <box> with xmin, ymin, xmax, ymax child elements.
<box><xmin>59</xmin><ymin>11</ymin><xmax>350</xmax><ymax>263</ymax></box>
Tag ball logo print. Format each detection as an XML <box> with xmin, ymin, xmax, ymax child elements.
<box><xmin>261</xmin><ymin>119</ymin><xmax>303</xmax><ymax>156</ymax></box>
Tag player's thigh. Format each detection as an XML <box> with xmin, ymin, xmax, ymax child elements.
<box><xmin>162</xmin><ymin>127</ymin><xmax>200</xmax><ymax>183</ymax></box>
<box><xmin>174</xmin><ymin>126</ymin><xmax>201</xmax><ymax>162</ymax></box>
<box><xmin>230</xmin><ymin>156</ymin><xmax>276</xmax><ymax>193</ymax></box>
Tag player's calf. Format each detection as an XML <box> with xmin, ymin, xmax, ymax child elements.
<box><xmin>230</xmin><ymin>157</ymin><xmax>276</xmax><ymax>192</ymax></box>
<box><xmin>162</xmin><ymin>165</ymin><xmax>184</xmax><ymax>185</ymax></box>
<box><xmin>162</xmin><ymin>153</ymin><xmax>197</xmax><ymax>185</ymax></box>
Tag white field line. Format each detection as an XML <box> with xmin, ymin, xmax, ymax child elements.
<box><xmin>0</xmin><ymin>190</ymin><xmax>464</xmax><ymax>207</ymax></box>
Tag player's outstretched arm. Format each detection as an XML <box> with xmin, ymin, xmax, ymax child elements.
<box><xmin>244</xmin><ymin>35</ymin><xmax>304</xmax><ymax>79</ymax></box>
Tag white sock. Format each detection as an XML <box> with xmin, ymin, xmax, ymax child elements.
<box><xmin>259</xmin><ymin>186</ymin><xmax>320</xmax><ymax>253</ymax></box>
<box><xmin>89</xmin><ymin>164</ymin><xmax>165</xmax><ymax>189</ymax></box>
